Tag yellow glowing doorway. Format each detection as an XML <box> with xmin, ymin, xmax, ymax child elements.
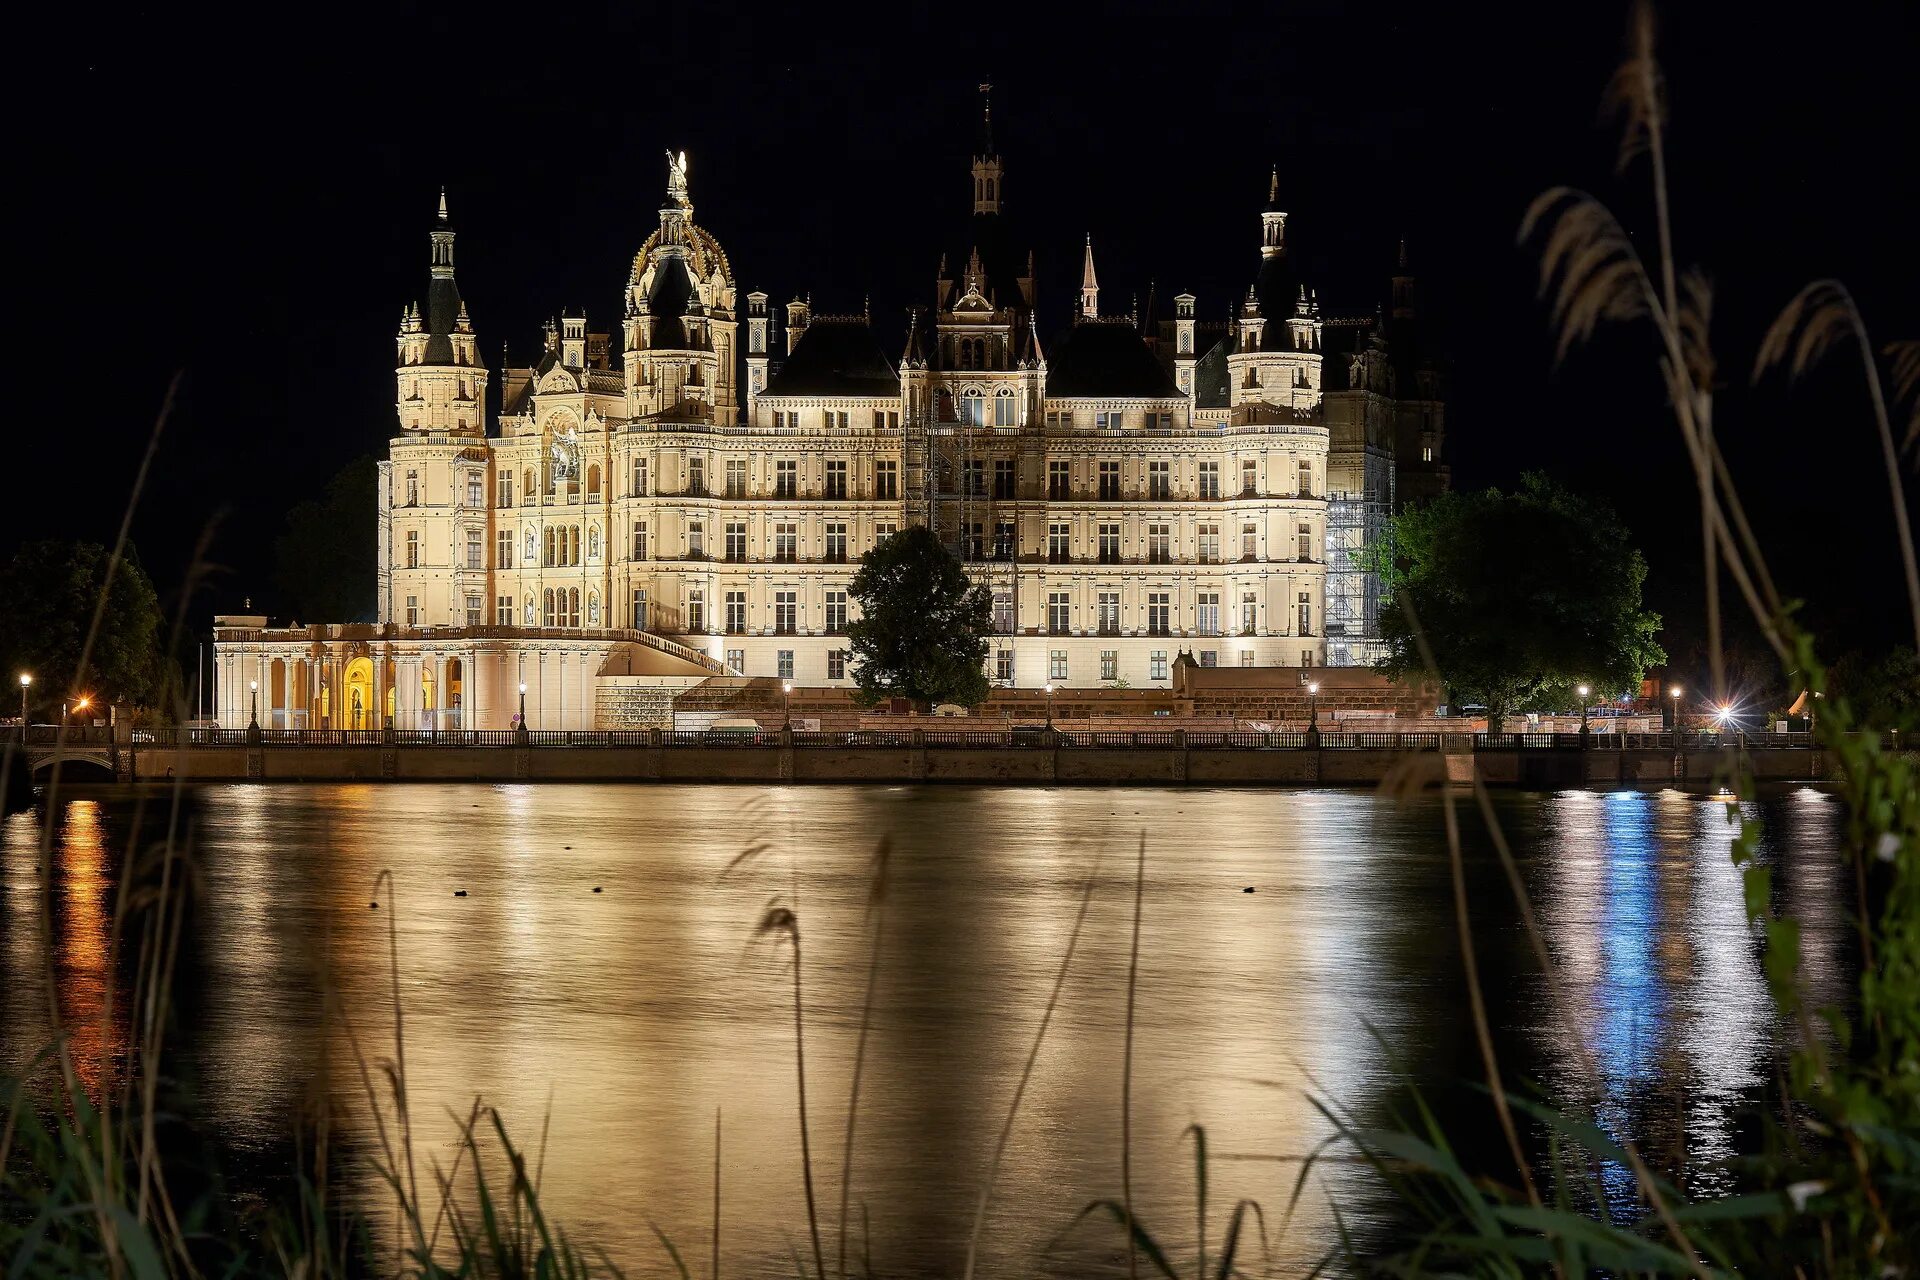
<box><xmin>343</xmin><ymin>657</ymin><xmax>375</xmax><ymax>731</ymax></box>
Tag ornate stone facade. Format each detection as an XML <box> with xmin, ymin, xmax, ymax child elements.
<box><xmin>214</xmin><ymin>117</ymin><xmax>1447</xmax><ymax>730</ymax></box>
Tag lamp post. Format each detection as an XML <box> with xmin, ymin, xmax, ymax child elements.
<box><xmin>249</xmin><ymin>681</ymin><xmax>259</xmax><ymax>729</ymax></box>
<box><xmin>1577</xmin><ymin>684</ymin><xmax>1590</xmax><ymax>737</ymax></box>
<box><xmin>518</xmin><ymin>682</ymin><xmax>528</xmax><ymax>730</ymax></box>
<box><xmin>1810</xmin><ymin>690</ymin><xmax>1822</xmax><ymax>737</ymax></box>
<box><xmin>1307</xmin><ymin>680</ymin><xmax>1320</xmax><ymax>729</ymax></box>
<box><xmin>1043</xmin><ymin>682</ymin><xmax>1054</xmax><ymax>727</ymax></box>
<box><xmin>18</xmin><ymin>673</ymin><xmax>30</xmax><ymax>732</ymax></box>
<box><xmin>782</xmin><ymin>680</ymin><xmax>793</xmax><ymax>729</ymax></box>
<box><xmin>1669</xmin><ymin>685</ymin><xmax>1683</xmax><ymax>735</ymax></box>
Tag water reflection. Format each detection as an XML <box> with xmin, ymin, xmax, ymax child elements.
<box><xmin>0</xmin><ymin>784</ymin><xmax>1847</xmax><ymax>1275</ymax></box>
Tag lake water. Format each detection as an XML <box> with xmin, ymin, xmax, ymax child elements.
<box><xmin>0</xmin><ymin>783</ymin><xmax>1850</xmax><ymax>1275</ymax></box>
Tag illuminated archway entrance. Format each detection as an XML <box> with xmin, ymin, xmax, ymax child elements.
<box><xmin>344</xmin><ymin>658</ymin><xmax>374</xmax><ymax>732</ymax></box>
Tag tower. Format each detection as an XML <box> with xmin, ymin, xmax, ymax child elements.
<box><xmin>394</xmin><ymin>189</ymin><xmax>488</xmax><ymax>435</ymax></box>
<box><xmin>622</xmin><ymin>150</ymin><xmax>738</xmax><ymax>421</ymax></box>
<box><xmin>971</xmin><ymin>84</ymin><xmax>1003</xmax><ymax>216</ymax></box>
<box><xmin>1080</xmin><ymin>234</ymin><xmax>1099</xmax><ymax>320</ymax></box>
<box><xmin>745</xmin><ymin>291</ymin><xmax>770</xmax><ymax>414</ymax></box>
<box><xmin>785</xmin><ymin>297</ymin><xmax>810</xmax><ymax>355</ymax></box>
<box><xmin>1173</xmin><ymin>292</ymin><xmax>1197</xmax><ymax>398</ymax></box>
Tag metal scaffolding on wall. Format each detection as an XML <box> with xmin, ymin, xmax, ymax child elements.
<box><xmin>1323</xmin><ymin>488</ymin><xmax>1391</xmax><ymax>669</ymax></box>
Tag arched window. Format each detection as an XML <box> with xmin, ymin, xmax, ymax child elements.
<box><xmin>994</xmin><ymin>387</ymin><xmax>1015</xmax><ymax>427</ymax></box>
<box><xmin>587</xmin><ymin>464</ymin><xmax>601</xmax><ymax>498</ymax></box>
<box><xmin>523</xmin><ymin>469</ymin><xmax>534</xmax><ymax>503</ymax></box>
<box><xmin>963</xmin><ymin>388</ymin><xmax>984</xmax><ymax>428</ymax></box>
<box><xmin>543</xmin><ymin>589</ymin><xmax>555</xmax><ymax>626</ymax></box>
<box><xmin>543</xmin><ymin>527</ymin><xmax>555</xmax><ymax>566</ymax></box>
<box><xmin>985</xmin><ymin>177</ymin><xmax>995</xmax><ymax>202</ymax></box>
<box><xmin>568</xmin><ymin>588</ymin><xmax>581</xmax><ymax>628</ymax></box>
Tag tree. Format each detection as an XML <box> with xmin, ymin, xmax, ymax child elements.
<box><xmin>0</xmin><ymin>540</ymin><xmax>168</xmax><ymax>714</ymax></box>
<box><xmin>274</xmin><ymin>455</ymin><xmax>377</xmax><ymax>623</ymax></box>
<box><xmin>1366</xmin><ymin>473</ymin><xmax>1665</xmax><ymax>732</ymax></box>
<box><xmin>1832</xmin><ymin>645</ymin><xmax>1920</xmax><ymax>732</ymax></box>
<box><xmin>845</xmin><ymin>526</ymin><xmax>993</xmax><ymax>709</ymax></box>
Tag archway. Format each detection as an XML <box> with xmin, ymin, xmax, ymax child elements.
<box><xmin>446</xmin><ymin>658</ymin><xmax>464</xmax><ymax>727</ymax></box>
<box><xmin>269</xmin><ymin>658</ymin><xmax>287</xmax><ymax>728</ymax></box>
<box><xmin>344</xmin><ymin>657</ymin><xmax>374</xmax><ymax>732</ymax></box>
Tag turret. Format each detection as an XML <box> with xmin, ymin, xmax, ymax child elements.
<box><xmin>971</xmin><ymin>84</ymin><xmax>1003</xmax><ymax>216</ymax></box>
<box><xmin>394</xmin><ymin>189</ymin><xmax>488</xmax><ymax>434</ymax></box>
<box><xmin>785</xmin><ymin>297</ymin><xmax>810</xmax><ymax>355</ymax></box>
<box><xmin>1173</xmin><ymin>292</ymin><xmax>1197</xmax><ymax>397</ymax></box>
<box><xmin>561</xmin><ymin>312</ymin><xmax>586</xmax><ymax>367</ymax></box>
<box><xmin>1260</xmin><ymin>166</ymin><xmax>1287</xmax><ymax>259</ymax></box>
<box><xmin>1237</xmin><ymin>286</ymin><xmax>1266</xmax><ymax>351</ymax></box>
<box><xmin>745</xmin><ymin>291</ymin><xmax>770</xmax><ymax>413</ymax></box>
<box><xmin>1080</xmin><ymin>234</ymin><xmax>1099</xmax><ymax>320</ymax></box>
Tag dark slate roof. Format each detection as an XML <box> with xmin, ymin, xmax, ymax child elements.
<box><xmin>423</xmin><ymin>274</ymin><xmax>461</xmax><ymax>364</ymax></box>
<box><xmin>1251</xmin><ymin>253</ymin><xmax>1299</xmax><ymax>351</ymax></box>
<box><xmin>763</xmin><ymin>320</ymin><xmax>900</xmax><ymax>396</ymax></box>
<box><xmin>1045</xmin><ymin>321</ymin><xmax>1182</xmax><ymax>399</ymax></box>
<box><xmin>1191</xmin><ymin>329</ymin><xmax>1235</xmax><ymax>409</ymax></box>
<box><xmin>645</xmin><ymin>255</ymin><xmax>703</xmax><ymax>350</ymax></box>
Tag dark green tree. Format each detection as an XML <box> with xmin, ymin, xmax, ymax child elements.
<box><xmin>845</xmin><ymin>526</ymin><xmax>992</xmax><ymax>709</ymax></box>
<box><xmin>0</xmin><ymin>540</ymin><xmax>167</xmax><ymax>714</ymax></box>
<box><xmin>274</xmin><ymin>455</ymin><xmax>377</xmax><ymax>623</ymax></box>
<box><xmin>1832</xmin><ymin>645</ymin><xmax>1920</xmax><ymax>732</ymax></box>
<box><xmin>1365</xmin><ymin>473</ymin><xmax>1665</xmax><ymax>731</ymax></box>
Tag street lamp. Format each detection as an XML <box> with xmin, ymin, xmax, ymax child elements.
<box><xmin>518</xmin><ymin>682</ymin><xmax>528</xmax><ymax>727</ymax></box>
<box><xmin>249</xmin><ymin>680</ymin><xmax>259</xmax><ymax>729</ymax></box>
<box><xmin>1810</xmin><ymin>690</ymin><xmax>1822</xmax><ymax>736</ymax></box>
<box><xmin>1044</xmin><ymin>682</ymin><xmax>1055</xmax><ymax>727</ymax></box>
<box><xmin>1307</xmin><ymin>680</ymin><xmax>1320</xmax><ymax>729</ymax></box>
<box><xmin>782</xmin><ymin>680</ymin><xmax>793</xmax><ymax>729</ymax></box>
<box><xmin>17</xmin><ymin>673</ymin><xmax>30</xmax><ymax>730</ymax></box>
<box><xmin>1577</xmin><ymin>684</ymin><xmax>1590</xmax><ymax>735</ymax></box>
<box><xmin>1669</xmin><ymin>685</ymin><xmax>1683</xmax><ymax>733</ymax></box>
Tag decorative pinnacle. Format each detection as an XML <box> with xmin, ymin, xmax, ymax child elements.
<box><xmin>438</xmin><ymin>187</ymin><xmax>449</xmax><ymax>222</ymax></box>
<box><xmin>1269</xmin><ymin>166</ymin><xmax>1278</xmax><ymax>203</ymax></box>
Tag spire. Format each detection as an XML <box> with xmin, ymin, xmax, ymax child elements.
<box><xmin>1080</xmin><ymin>234</ymin><xmax>1099</xmax><ymax>319</ymax></box>
<box><xmin>1267</xmin><ymin>166</ymin><xmax>1279</xmax><ymax>207</ymax></box>
<box><xmin>977</xmin><ymin>82</ymin><xmax>995</xmax><ymax>156</ymax></box>
<box><xmin>970</xmin><ymin>85</ymin><xmax>1004</xmax><ymax>215</ymax></box>
<box><xmin>422</xmin><ymin>191</ymin><xmax>463</xmax><ymax>363</ymax></box>
<box><xmin>437</xmin><ymin>186</ymin><xmax>449</xmax><ymax>223</ymax></box>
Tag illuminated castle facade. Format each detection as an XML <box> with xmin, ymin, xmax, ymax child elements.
<box><xmin>211</xmin><ymin>121</ymin><xmax>1446</xmax><ymax>730</ymax></box>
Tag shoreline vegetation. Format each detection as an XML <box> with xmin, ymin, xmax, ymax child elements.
<box><xmin>4</xmin><ymin>5</ymin><xmax>1918</xmax><ymax>1276</ymax></box>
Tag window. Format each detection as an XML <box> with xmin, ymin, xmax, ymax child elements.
<box><xmin>996</xmin><ymin>649</ymin><xmax>1015</xmax><ymax>683</ymax></box>
<box><xmin>1048</xmin><ymin>591</ymin><xmax>1071</xmax><ymax>634</ymax></box>
<box><xmin>966</xmin><ymin>459</ymin><xmax>985</xmax><ymax>496</ymax></box>
<box><xmin>1101</xmin><ymin>650</ymin><xmax>1118</xmax><ymax>681</ymax></box>
<box><xmin>875</xmin><ymin>460</ymin><xmax>898</xmax><ymax>499</ymax></box>
<box><xmin>962</xmin><ymin>389</ymin><xmax>984</xmax><ymax>426</ymax></box>
<box><xmin>497</xmin><ymin>470</ymin><xmax>513</xmax><ymax>507</ymax></box>
<box><xmin>1096</xmin><ymin>410</ymin><xmax>1122</xmax><ymax>432</ymax></box>
<box><xmin>774</xmin><ymin>591</ymin><xmax>797</xmax><ymax>634</ymax></box>
<box><xmin>775</xmin><ymin>460</ymin><xmax>797</xmax><ymax>498</ymax></box>
<box><xmin>1199</xmin><ymin>649</ymin><xmax>1217</xmax><ymax>667</ymax></box>
<box><xmin>465</xmin><ymin>593</ymin><xmax>483</xmax><ymax>625</ymax></box>
<box><xmin>464</xmin><ymin>528</ymin><xmax>482</xmax><ymax>569</ymax></box>
<box><xmin>688</xmin><ymin>456</ymin><xmax>705</xmax><ymax>495</ymax></box>
<box><xmin>405</xmin><ymin>595</ymin><xmax>419</xmax><ymax>625</ymax></box>
<box><xmin>1298</xmin><ymin>591</ymin><xmax>1313</xmax><ymax>636</ymax></box>
<box><xmin>726</xmin><ymin>648</ymin><xmax>745</xmax><ymax>674</ymax></box>
<box><xmin>966</xmin><ymin>522</ymin><xmax>984</xmax><ymax>560</ymax></box>
<box><xmin>825</xmin><ymin>460</ymin><xmax>847</xmax><ymax>499</ymax></box>
<box><xmin>872</xmin><ymin>409</ymin><xmax>887</xmax><ymax>431</ymax></box>
<box><xmin>1147</xmin><ymin>592</ymin><xmax>1170</xmax><ymax>635</ymax></box>
<box><xmin>1302</xmin><ymin>649</ymin><xmax>1314</xmax><ymax>668</ymax></box>
<box><xmin>1297</xmin><ymin>522</ymin><xmax>1313</xmax><ymax>562</ymax></box>
<box><xmin>687</xmin><ymin>589</ymin><xmax>705</xmax><ymax>632</ymax></box>
<box><xmin>496</xmin><ymin>530</ymin><xmax>514</xmax><ymax>568</ymax></box>
<box><xmin>826</xmin><ymin>589</ymin><xmax>847</xmax><ymax>632</ymax></box>
<box><xmin>1147</xmin><ymin>524</ymin><xmax>1170</xmax><ymax>564</ymax></box>
<box><xmin>994</xmin><ymin>388</ymin><xmax>1015</xmax><ymax>427</ymax></box>
<box><xmin>1197</xmin><ymin>591</ymin><xmax>1220</xmax><ymax>635</ymax></box>
<box><xmin>825</xmin><ymin>523</ymin><xmax>847</xmax><ymax>563</ymax></box>
<box><xmin>688</xmin><ymin>522</ymin><xmax>705</xmax><ymax>559</ymax></box>
<box><xmin>1048</xmin><ymin>523</ymin><xmax>1071</xmax><ymax>563</ymax></box>
<box><xmin>1097</xmin><ymin>591</ymin><xmax>1120</xmax><ymax>633</ymax></box>
<box><xmin>1197</xmin><ymin>523</ymin><xmax>1220</xmax><ymax>564</ymax></box>
<box><xmin>1050</xmin><ymin>650</ymin><xmax>1068</xmax><ymax>681</ymax></box>
<box><xmin>1048</xmin><ymin>460</ymin><xmax>1070</xmax><ymax>499</ymax></box>
<box><xmin>523</xmin><ymin>469</ymin><xmax>535</xmax><ymax>504</ymax></box>
<box><xmin>1148</xmin><ymin>461</ymin><xmax>1170</xmax><ymax>499</ymax></box>
<box><xmin>632</xmin><ymin>457</ymin><xmax>648</xmax><ymax>496</ymax></box>
<box><xmin>1241</xmin><ymin>591</ymin><xmax>1258</xmax><ymax>635</ymax></box>
<box><xmin>405</xmin><ymin>470</ymin><xmax>419</xmax><ymax>506</ymax></box>
<box><xmin>588</xmin><ymin>465</ymin><xmax>603</xmax><ymax>499</ymax></box>
<box><xmin>405</xmin><ymin>530</ymin><xmax>419</xmax><ymax>569</ymax></box>
<box><xmin>632</xmin><ymin>588</ymin><xmax>649</xmax><ymax>630</ymax></box>
<box><xmin>828</xmin><ymin>649</ymin><xmax>847</xmax><ymax>680</ymax></box>
<box><xmin>1098</xmin><ymin>523</ymin><xmax>1120</xmax><ymax>563</ymax></box>
<box><xmin>496</xmin><ymin>595</ymin><xmax>513</xmax><ymax>625</ymax></box>
<box><xmin>992</xmin><ymin>590</ymin><xmax>1013</xmax><ymax>633</ymax></box>
<box><xmin>725</xmin><ymin>591</ymin><xmax>747</xmax><ymax>633</ymax></box>
<box><xmin>1242</xmin><ymin>522</ymin><xmax>1258</xmax><ymax>561</ymax></box>
<box><xmin>993</xmin><ymin>458</ymin><xmax>1014</xmax><ymax>498</ymax></box>
<box><xmin>1098</xmin><ymin>460</ymin><xmax>1121</xmax><ymax>501</ymax></box>
<box><xmin>774</xmin><ymin>523</ymin><xmax>798</xmax><ymax>562</ymax></box>
<box><xmin>1198</xmin><ymin>462</ymin><xmax>1220</xmax><ymax>499</ymax></box>
<box><xmin>632</xmin><ymin>521</ymin><xmax>648</xmax><ymax>560</ymax></box>
<box><xmin>994</xmin><ymin>521</ymin><xmax>1015</xmax><ymax>560</ymax></box>
<box><xmin>1151</xmin><ymin>650</ymin><xmax>1168</xmax><ymax>681</ymax></box>
<box><xmin>1297</xmin><ymin>460</ymin><xmax>1313</xmax><ymax>497</ymax></box>
<box><xmin>543</xmin><ymin>589</ymin><xmax>555</xmax><ymax>626</ymax></box>
<box><xmin>724</xmin><ymin>522</ymin><xmax>748</xmax><ymax>562</ymax></box>
<box><xmin>875</xmin><ymin>522</ymin><xmax>897</xmax><ymax>542</ymax></box>
<box><xmin>777</xmin><ymin>650</ymin><xmax>794</xmax><ymax>680</ymax></box>
<box><xmin>1241</xmin><ymin>459</ymin><xmax>1257</xmax><ymax>496</ymax></box>
<box><xmin>726</xmin><ymin>459</ymin><xmax>747</xmax><ymax>498</ymax></box>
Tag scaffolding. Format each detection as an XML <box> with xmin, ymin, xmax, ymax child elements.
<box><xmin>1324</xmin><ymin>484</ymin><xmax>1391</xmax><ymax>668</ymax></box>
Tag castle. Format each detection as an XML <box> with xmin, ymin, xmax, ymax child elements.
<box><xmin>211</xmin><ymin>109</ymin><xmax>1446</xmax><ymax>731</ymax></box>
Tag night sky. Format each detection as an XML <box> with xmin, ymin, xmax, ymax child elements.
<box><xmin>12</xmin><ymin>1</ymin><xmax>1918</xmax><ymax>659</ymax></box>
